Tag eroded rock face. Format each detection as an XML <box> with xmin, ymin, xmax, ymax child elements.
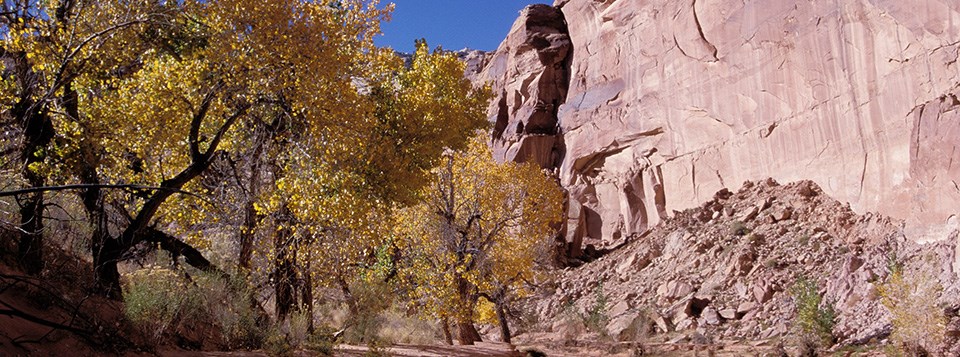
<box><xmin>474</xmin><ymin>1</ymin><xmax>960</xmax><ymax>253</ymax></box>
<box><xmin>473</xmin><ymin>4</ymin><xmax>572</xmax><ymax>171</ymax></box>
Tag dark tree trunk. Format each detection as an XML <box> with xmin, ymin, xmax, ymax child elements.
<box><xmin>237</xmin><ymin>141</ymin><xmax>264</xmax><ymax>271</ymax></box>
<box><xmin>81</xmin><ymin>166</ymin><xmax>123</xmax><ymax>299</ymax></box>
<box><xmin>93</xmin><ymin>239</ymin><xmax>123</xmax><ymax>299</ymax></box>
<box><xmin>456</xmin><ymin>321</ymin><xmax>482</xmax><ymax>345</ymax></box>
<box><xmin>17</xmin><ymin>190</ymin><xmax>44</xmax><ymax>275</ymax></box>
<box><xmin>238</xmin><ymin>198</ymin><xmax>257</xmax><ymax>271</ymax></box>
<box><xmin>273</xmin><ymin>209</ymin><xmax>297</xmax><ymax>321</ymax></box>
<box><xmin>85</xmin><ymin>185</ymin><xmax>122</xmax><ymax>299</ymax></box>
<box><xmin>65</xmin><ymin>78</ymin><xmax>122</xmax><ymax>299</ymax></box>
<box><xmin>454</xmin><ymin>275</ymin><xmax>482</xmax><ymax>345</ymax></box>
<box><xmin>441</xmin><ymin>317</ymin><xmax>453</xmax><ymax>345</ymax></box>
<box><xmin>299</xmin><ymin>255</ymin><xmax>314</xmax><ymax>333</ymax></box>
<box><xmin>14</xmin><ymin>96</ymin><xmax>54</xmax><ymax>276</ymax></box>
<box><xmin>274</xmin><ymin>255</ymin><xmax>296</xmax><ymax>321</ymax></box>
<box><xmin>5</xmin><ymin>47</ymin><xmax>53</xmax><ymax>276</ymax></box>
<box><xmin>337</xmin><ymin>276</ymin><xmax>358</xmax><ymax>317</ymax></box>
<box><xmin>495</xmin><ymin>300</ymin><xmax>511</xmax><ymax>344</ymax></box>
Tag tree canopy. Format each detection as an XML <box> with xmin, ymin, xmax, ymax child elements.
<box><xmin>394</xmin><ymin>136</ymin><xmax>563</xmax><ymax>344</ymax></box>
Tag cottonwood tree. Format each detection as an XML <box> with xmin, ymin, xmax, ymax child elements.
<box><xmin>395</xmin><ymin>136</ymin><xmax>563</xmax><ymax>345</ymax></box>
<box><xmin>89</xmin><ymin>0</ymin><xmax>398</xmax><ymax>300</ymax></box>
<box><xmin>253</xmin><ymin>40</ymin><xmax>491</xmax><ymax>323</ymax></box>
<box><xmin>1</xmin><ymin>0</ymin><xmax>167</xmax><ymax>275</ymax></box>
<box><xmin>2</xmin><ymin>0</ymin><xmax>398</xmax><ymax>299</ymax></box>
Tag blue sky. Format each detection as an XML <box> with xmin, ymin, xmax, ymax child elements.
<box><xmin>376</xmin><ymin>1</ymin><xmax>545</xmax><ymax>53</ymax></box>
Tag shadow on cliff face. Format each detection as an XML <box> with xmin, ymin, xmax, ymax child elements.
<box><xmin>490</xmin><ymin>4</ymin><xmax>572</xmax><ymax>170</ymax></box>
<box><xmin>484</xmin><ymin>4</ymin><xmax>578</xmax><ymax>266</ymax></box>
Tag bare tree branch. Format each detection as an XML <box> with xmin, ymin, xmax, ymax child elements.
<box><xmin>0</xmin><ymin>183</ymin><xmax>201</xmax><ymax>198</ymax></box>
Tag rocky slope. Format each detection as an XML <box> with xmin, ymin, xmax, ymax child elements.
<box><xmin>470</xmin><ymin>1</ymin><xmax>960</xmax><ymax>256</ymax></box>
<box><xmin>518</xmin><ymin>179</ymin><xmax>960</xmax><ymax>354</ymax></box>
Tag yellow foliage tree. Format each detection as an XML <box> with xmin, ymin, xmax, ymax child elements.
<box><xmin>394</xmin><ymin>135</ymin><xmax>563</xmax><ymax>345</ymax></box>
<box><xmin>1</xmin><ymin>0</ymin><xmax>167</xmax><ymax>275</ymax></box>
<box><xmin>81</xmin><ymin>0</ymin><xmax>398</xmax><ymax>299</ymax></box>
<box><xmin>879</xmin><ymin>264</ymin><xmax>946</xmax><ymax>355</ymax></box>
<box><xmin>258</xmin><ymin>40</ymin><xmax>491</xmax><ymax>322</ymax></box>
<box><xmin>3</xmin><ymin>0</ymin><xmax>400</xmax><ymax>299</ymax></box>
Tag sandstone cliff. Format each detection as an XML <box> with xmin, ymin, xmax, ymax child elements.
<box><xmin>472</xmin><ymin>1</ymin><xmax>960</xmax><ymax>256</ymax></box>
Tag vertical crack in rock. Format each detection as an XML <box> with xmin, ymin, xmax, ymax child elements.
<box><xmin>859</xmin><ymin>152</ymin><xmax>868</xmax><ymax>198</ymax></box>
<box><xmin>912</xmin><ymin>102</ymin><xmax>926</xmax><ymax>164</ymax></box>
<box><xmin>654</xmin><ymin>166</ymin><xmax>668</xmax><ymax>220</ymax></box>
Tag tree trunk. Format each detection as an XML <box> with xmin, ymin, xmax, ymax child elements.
<box><xmin>274</xmin><ymin>253</ymin><xmax>296</xmax><ymax>321</ymax></box>
<box><xmin>16</xmin><ymin>109</ymin><xmax>52</xmax><ymax>275</ymax></box>
<box><xmin>75</xmin><ymin>134</ymin><xmax>120</xmax><ymax>299</ymax></box>
<box><xmin>88</xmin><ymin>197</ymin><xmax>123</xmax><ymax>299</ymax></box>
<box><xmin>300</xmin><ymin>257</ymin><xmax>314</xmax><ymax>333</ymax></box>
<box><xmin>93</xmin><ymin>239</ymin><xmax>123</xmax><ymax>300</ymax></box>
<box><xmin>273</xmin><ymin>208</ymin><xmax>297</xmax><ymax>321</ymax></box>
<box><xmin>237</xmin><ymin>143</ymin><xmax>264</xmax><ymax>271</ymax></box>
<box><xmin>17</xmin><ymin>191</ymin><xmax>44</xmax><ymax>275</ymax></box>
<box><xmin>441</xmin><ymin>317</ymin><xmax>453</xmax><ymax>345</ymax></box>
<box><xmin>495</xmin><ymin>300</ymin><xmax>511</xmax><ymax>344</ymax></box>
<box><xmin>10</xmin><ymin>50</ymin><xmax>53</xmax><ymax>276</ymax></box>
<box><xmin>456</xmin><ymin>321</ymin><xmax>482</xmax><ymax>345</ymax></box>
<box><xmin>337</xmin><ymin>276</ymin><xmax>359</xmax><ymax>317</ymax></box>
<box><xmin>238</xmin><ymin>199</ymin><xmax>257</xmax><ymax>271</ymax></box>
<box><xmin>454</xmin><ymin>274</ymin><xmax>481</xmax><ymax>345</ymax></box>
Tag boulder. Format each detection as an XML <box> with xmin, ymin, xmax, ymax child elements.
<box><xmin>606</xmin><ymin>312</ymin><xmax>646</xmax><ymax>342</ymax></box>
<box><xmin>657</xmin><ymin>280</ymin><xmax>695</xmax><ymax>301</ymax></box>
<box><xmin>702</xmin><ymin>307</ymin><xmax>721</xmax><ymax>325</ymax></box>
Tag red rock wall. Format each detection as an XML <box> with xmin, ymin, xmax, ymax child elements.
<box><xmin>473</xmin><ymin>0</ymin><xmax>960</xmax><ymax>252</ymax></box>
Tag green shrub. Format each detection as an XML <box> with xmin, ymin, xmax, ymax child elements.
<box><xmin>193</xmin><ymin>272</ymin><xmax>265</xmax><ymax>349</ymax></box>
<box><xmin>583</xmin><ymin>283</ymin><xmax>610</xmax><ymax>335</ymax></box>
<box><xmin>305</xmin><ymin>325</ymin><xmax>337</xmax><ymax>356</ymax></box>
<box><xmin>287</xmin><ymin>310</ymin><xmax>312</xmax><ymax>348</ymax></box>
<box><xmin>557</xmin><ymin>300</ymin><xmax>586</xmax><ymax>344</ymax></box>
<box><xmin>123</xmin><ymin>267</ymin><xmax>202</xmax><ymax>344</ymax></box>
<box><xmin>729</xmin><ymin>221</ymin><xmax>751</xmax><ymax>236</ymax></box>
<box><xmin>343</xmin><ymin>279</ymin><xmax>393</xmax><ymax>345</ymax></box>
<box><xmin>123</xmin><ymin>266</ymin><xmax>265</xmax><ymax>349</ymax></box>
<box><xmin>263</xmin><ymin>326</ymin><xmax>293</xmax><ymax>357</ymax></box>
<box><xmin>790</xmin><ymin>276</ymin><xmax>835</xmax><ymax>354</ymax></box>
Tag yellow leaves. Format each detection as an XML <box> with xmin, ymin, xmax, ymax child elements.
<box><xmin>475</xmin><ymin>298</ymin><xmax>499</xmax><ymax>325</ymax></box>
<box><xmin>395</xmin><ymin>134</ymin><xmax>563</xmax><ymax>322</ymax></box>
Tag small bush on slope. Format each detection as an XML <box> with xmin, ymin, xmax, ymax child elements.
<box><xmin>791</xmin><ymin>276</ymin><xmax>835</xmax><ymax>355</ymax></box>
<box><xmin>123</xmin><ymin>266</ymin><xmax>265</xmax><ymax>349</ymax></box>
<box><xmin>880</xmin><ymin>262</ymin><xmax>946</xmax><ymax>356</ymax></box>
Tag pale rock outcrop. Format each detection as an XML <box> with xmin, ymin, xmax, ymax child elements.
<box><xmin>474</xmin><ymin>0</ymin><xmax>960</xmax><ymax>253</ymax></box>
